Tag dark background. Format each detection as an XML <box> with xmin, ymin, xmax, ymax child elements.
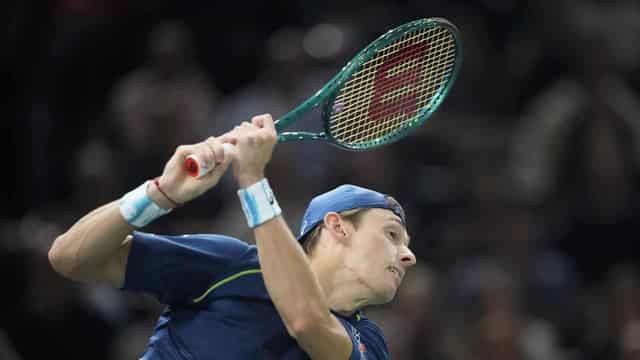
<box><xmin>3</xmin><ymin>0</ymin><xmax>640</xmax><ymax>359</ymax></box>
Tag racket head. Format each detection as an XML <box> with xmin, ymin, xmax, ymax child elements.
<box><xmin>319</xmin><ymin>18</ymin><xmax>462</xmax><ymax>150</ymax></box>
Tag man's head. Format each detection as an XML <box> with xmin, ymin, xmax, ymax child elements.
<box><xmin>299</xmin><ymin>185</ymin><xmax>416</xmax><ymax>304</ymax></box>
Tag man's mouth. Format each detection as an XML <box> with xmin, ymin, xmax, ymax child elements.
<box><xmin>388</xmin><ymin>266</ymin><xmax>404</xmax><ymax>281</ymax></box>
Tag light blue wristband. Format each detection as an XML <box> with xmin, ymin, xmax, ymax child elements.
<box><xmin>237</xmin><ymin>178</ymin><xmax>282</xmax><ymax>228</ymax></box>
<box><xmin>119</xmin><ymin>181</ymin><xmax>172</xmax><ymax>228</ymax></box>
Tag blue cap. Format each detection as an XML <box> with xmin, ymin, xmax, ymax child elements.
<box><xmin>298</xmin><ymin>184</ymin><xmax>406</xmax><ymax>241</ymax></box>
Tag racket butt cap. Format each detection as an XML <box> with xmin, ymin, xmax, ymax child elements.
<box><xmin>185</xmin><ymin>156</ymin><xmax>201</xmax><ymax>177</ymax></box>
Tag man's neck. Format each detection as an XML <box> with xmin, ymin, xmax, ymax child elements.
<box><xmin>310</xmin><ymin>257</ymin><xmax>371</xmax><ymax>317</ymax></box>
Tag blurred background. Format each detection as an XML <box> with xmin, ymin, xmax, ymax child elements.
<box><xmin>3</xmin><ymin>0</ymin><xmax>640</xmax><ymax>358</ymax></box>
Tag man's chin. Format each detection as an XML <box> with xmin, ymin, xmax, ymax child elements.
<box><xmin>370</xmin><ymin>287</ymin><xmax>397</xmax><ymax>305</ymax></box>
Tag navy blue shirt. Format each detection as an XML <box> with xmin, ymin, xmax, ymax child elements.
<box><xmin>122</xmin><ymin>231</ymin><xmax>389</xmax><ymax>359</ymax></box>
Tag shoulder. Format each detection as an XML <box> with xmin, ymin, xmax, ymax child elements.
<box><xmin>123</xmin><ymin>232</ymin><xmax>258</xmax><ymax>303</ymax></box>
<box><xmin>128</xmin><ymin>231</ymin><xmax>257</xmax><ymax>271</ymax></box>
<box><xmin>132</xmin><ymin>231</ymin><xmax>251</xmax><ymax>253</ymax></box>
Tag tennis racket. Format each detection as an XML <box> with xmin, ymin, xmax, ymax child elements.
<box><xmin>186</xmin><ymin>17</ymin><xmax>463</xmax><ymax>178</ymax></box>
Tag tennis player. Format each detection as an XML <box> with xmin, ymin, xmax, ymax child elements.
<box><xmin>49</xmin><ymin>114</ymin><xmax>416</xmax><ymax>359</ymax></box>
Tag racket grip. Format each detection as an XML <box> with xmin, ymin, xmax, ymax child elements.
<box><xmin>185</xmin><ymin>143</ymin><xmax>235</xmax><ymax>178</ymax></box>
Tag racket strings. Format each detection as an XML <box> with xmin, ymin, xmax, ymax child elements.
<box><xmin>334</xmin><ymin>48</ymin><xmax>452</xmax><ymax>141</ymax></box>
<box><xmin>330</xmin><ymin>51</ymin><xmax>455</xmax><ymax>140</ymax></box>
<box><xmin>329</xmin><ymin>26</ymin><xmax>456</xmax><ymax>145</ymax></box>
<box><xmin>336</xmin><ymin>29</ymin><xmax>448</xmax><ymax>139</ymax></box>
<box><xmin>334</xmin><ymin>58</ymin><xmax>450</xmax><ymax>141</ymax></box>
<box><xmin>338</xmin><ymin>27</ymin><xmax>444</xmax><ymax>92</ymax></box>
<box><xmin>334</xmin><ymin>53</ymin><xmax>450</xmax><ymax>141</ymax></box>
<box><xmin>357</xmin><ymin>49</ymin><xmax>455</xmax><ymax>142</ymax></box>
<box><xmin>336</xmin><ymin>49</ymin><xmax>445</xmax><ymax>106</ymax></box>
<box><xmin>334</xmin><ymin>27</ymin><xmax>447</xmax><ymax>102</ymax></box>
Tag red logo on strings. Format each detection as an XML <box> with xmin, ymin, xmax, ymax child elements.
<box><xmin>367</xmin><ymin>42</ymin><xmax>428</xmax><ymax>122</ymax></box>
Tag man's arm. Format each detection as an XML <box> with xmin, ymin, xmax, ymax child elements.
<box><xmin>48</xmin><ymin>201</ymin><xmax>135</xmax><ymax>287</ymax></box>
<box><xmin>48</xmin><ymin>136</ymin><xmax>235</xmax><ymax>288</ymax></box>
<box><xmin>255</xmin><ymin>218</ymin><xmax>353</xmax><ymax>359</ymax></box>
<box><xmin>231</xmin><ymin>115</ymin><xmax>352</xmax><ymax>359</ymax></box>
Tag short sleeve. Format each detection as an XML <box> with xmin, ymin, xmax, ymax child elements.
<box><xmin>337</xmin><ymin>317</ymin><xmax>389</xmax><ymax>360</ymax></box>
<box><xmin>122</xmin><ymin>231</ymin><xmax>250</xmax><ymax>305</ymax></box>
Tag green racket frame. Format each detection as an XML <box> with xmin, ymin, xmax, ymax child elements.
<box><xmin>274</xmin><ymin>17</ymin><xmax>463</xmax><ymax>150</ymax></box>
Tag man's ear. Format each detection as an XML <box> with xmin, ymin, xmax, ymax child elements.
<box><xmin>323</xmin><ymin>212</ymin><xmax>349</xmax><ymax>238</ymax></box>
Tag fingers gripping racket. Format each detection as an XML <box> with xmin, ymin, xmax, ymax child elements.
<box><xmin>186</xmin><ymin>17</ymin><xmax>463</xmax><ymax>178</ymax></box>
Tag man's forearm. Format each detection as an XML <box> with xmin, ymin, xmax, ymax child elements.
<box><xmin>254</xmin><ymin>216</ymin><xmax>332</xmax><ymax>335</ymax></box>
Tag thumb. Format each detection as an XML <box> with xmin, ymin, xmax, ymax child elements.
<box><xmin>201</xmin><ymin>144</ymin><xmax>235</xmax><ymax>184</ymax></box>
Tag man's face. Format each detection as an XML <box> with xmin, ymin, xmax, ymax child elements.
<box><xmin>343</xmin><ymin>208</ymin><xmax>416</xmax><ymax>304</ymax></box>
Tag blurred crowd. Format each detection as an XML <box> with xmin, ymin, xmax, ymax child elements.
<box><xmin>3</xmin><ymin>0</ymin><xmax>640</xmax><ymax>359</ymax></box>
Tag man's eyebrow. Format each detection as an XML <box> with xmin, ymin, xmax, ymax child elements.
<box><xmin>385</xmin><ymin>217</ymin><xmax>411</xmax><ymax>246</ymax></box>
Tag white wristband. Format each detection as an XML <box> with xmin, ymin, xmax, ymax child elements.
<box><xmin>237</xmin><ymin>178</ymin><xmax>282</xmax><ymax>228</ymax></box>
<box><xmin>119</xmin><ymin>181</ymin><xmax>172</xmax><ymax>228</ymax></box>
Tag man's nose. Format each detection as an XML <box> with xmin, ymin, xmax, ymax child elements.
<box><xmin>400</xmin><ymin>246</ymin><xmax>416</xmax><ymax>267</ymax></box>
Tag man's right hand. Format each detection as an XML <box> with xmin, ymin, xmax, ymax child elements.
<box><xmin>230</xmin><ymin>114</ymin><xmax>278</xmax><ymax>188</ymax></box>
<box><xmin>153</xmin><ymin>134</ymin><xmax>237</xmax><ymax>206</ymax></box>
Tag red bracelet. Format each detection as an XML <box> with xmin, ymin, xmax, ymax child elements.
<box><xmin>154</xmin><ymin>177</ymin><xmax>181</xmax><ymax>208</ymax></box>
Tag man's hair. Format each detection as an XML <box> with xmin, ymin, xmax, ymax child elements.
<box><xmin>301</xmin><ymin>208</ymin><xmax>370</xmax><ymax>256</ymax></box>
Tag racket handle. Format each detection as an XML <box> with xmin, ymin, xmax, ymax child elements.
<box><xmin>185</xmin><ymin>143</ymin><xmax>235</xmax><ymax>178</ymax></box>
